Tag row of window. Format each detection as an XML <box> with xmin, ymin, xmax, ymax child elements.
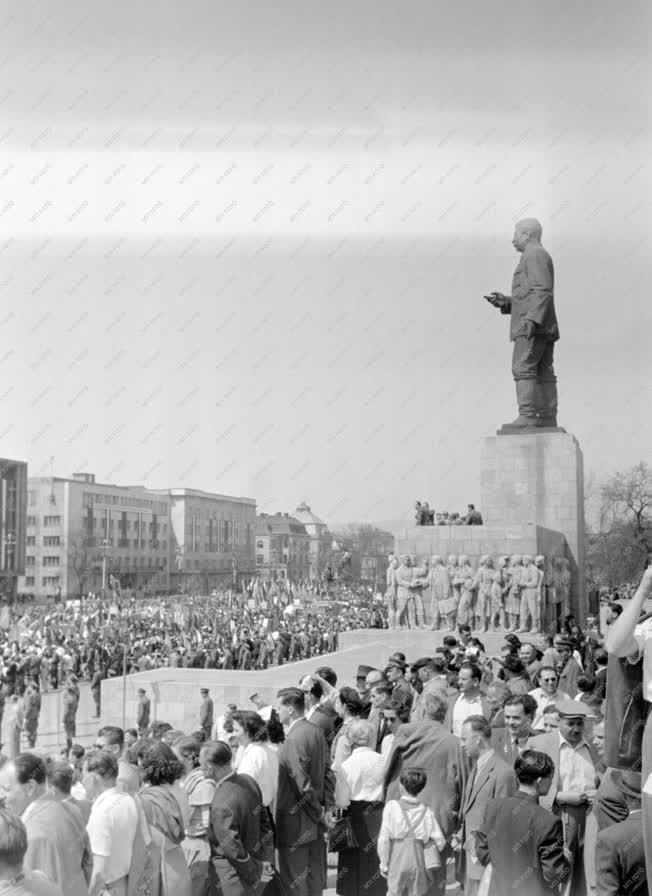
<box><xmin>85</xmin><ymin>520</ymin><xmax>167</xmax><ymax>534</ymax></box>
<box><xmin>24</xmin><ymin>576</ymin><xmax>60</xmax><ymax>587</ymax></box>
<box><xmin>82</xmin><ymin>492</ymin><xmax>168</xmax><ymax>513</ymax></box>
<box><xmin>26</xmin><ymin>515</ymin><xmax>61</xmax><ymax>527</ymax></box>
<box><xmin>26</xmin><ymin>536</ymin><xmax>60</xmax><ymax>546</ymax></box>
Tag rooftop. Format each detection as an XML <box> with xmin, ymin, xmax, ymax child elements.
<box><xmin>256</xmin><ymin>513</ymin><xmax>309</xmax><ymax>536</ymax></box>
<box><xmin>294</xmin><ymin>501</ymin><xmax>327</xmax><ymax>527</ymax></box>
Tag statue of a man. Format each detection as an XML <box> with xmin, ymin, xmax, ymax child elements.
<box><xmin>535</xmin><ymin>555</ymin><xmax>546</xmax><ymax>632</ymax></box>
<box><xmin>474</xmin><ymin>555</ymin><xmax>494</xmax><ymax>633</ymax></box>
<box><xmin>505</xmin><ymin>555</ymin><xmax>523</xmax><ymax>632</ymax></box>
<box><xmin>410</xmin><ymin>555</ymin><xmax>428</xmax><ymax>629</ymax></box>
<box><xmin>385</xmin><ymin>554</ymin><xmax>399</xmax><ymax>629</ymax></box>
<box><xmin>428</xmin><ymin>555</ymin><xmax>451</xmax><ymax>631</ymax></box>
<box><xmin>456</xmin><ymin>555</ymin><xmax>476</xmax><ymax>627</ymax></box>
<box><xmin>395</xmin><ymin>554</ymin><xmax>416</xmax><ymax>629</ymax></box>
<box><xmin>484</xmin><ymin>218</ymin><xmax>560</xmax><ymax>429</ymax></box>
<box><xmin>517</xmin><ymin>554</ymin><xmax>540</xmax><ymax>634</ymax></box>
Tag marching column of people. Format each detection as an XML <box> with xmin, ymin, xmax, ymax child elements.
<box><xmin>0</xmin><ymin>570</ymin><xmax>649</xmax><ymax>896</ymax></box>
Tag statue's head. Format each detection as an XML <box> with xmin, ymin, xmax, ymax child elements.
<box><xmin>431</xmin><ymin>554</ymin><xmax>442</xmax><ymax>565</ymax></box>
<box><xmin>535</xmin><ymin>555</ymin><xmax>545</xmax><ymax>567</ymax></box>
<box><xmin>498</xmin><ymin>555</ymin><xmax>509</xmax><ymax>568</ymax></box>
<box><xmin>391</xmin><ymin>556</ymin><xmax>399</xmax><ymax>569</ymax></box>
<box><xmin>480</xmin><ymin>554</ymin><xmax>491</xmax><ymax>567</ymax></box>
<box><xmin>522</xmin><ymin>554</ymin><xmax>533</xmax><ymax>566</ymax></box>
<box><xmin>399</xmin><ymin>553</ymin><xmax>410</xmax><ymax>566</ymax></box>
<box><xmin>510</xmin><ymin>554</ymin><xmax>522</xmax><ymax>565</ymax></box>
<box><xmin>512</xmin><ymin>217</ymin><xmax>542</xmax><ymax>253</ymax></box>
<box><xmin>448</xmin><ymin>555</ymin><xmax>458</xmax><ymax>566</ymax></box>
<box><xmin>459</xmin><ymin>554</ymin><xmax>469</xmax><ymax>566</ymax></box>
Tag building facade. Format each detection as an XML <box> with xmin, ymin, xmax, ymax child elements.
<box><xmin>18</xmin><ymin>473</ymin><xmax>171</xmax><ymax>600</ymax></box>
<box><xmin>0</xmin><ymin>458</ymin><xmax>28</xmax><ymax>600</ymax></box>
<box><xmin>165</xmin><ymin>489</ymin><xmax>257</xmax><ymax>593</ymax></box>
<box><xmin>255</xmin><ymin>512</ymin><xmax>310</xmax><ymax>581</ymax></box>
<box><xmin>293</xmin><ymin>502</ymin><xmax>328</xmax><ymax>581</ymax></box>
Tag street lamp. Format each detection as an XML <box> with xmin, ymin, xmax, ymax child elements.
<box><xmin>175</xmin><ymin>546</ymin><xmax>185</xmax><ymax>594</ymax></box>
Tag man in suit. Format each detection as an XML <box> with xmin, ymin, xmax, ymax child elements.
<box><xmin>595</xmin><ymin>771</ymin><xmax>645</xmax><ymax>896</ymax></box>
<box><xmin>456</xmin><ymin>715</ymin><xmax>518</xmax><ymax>896</ymax></box>
<box><xmin>530</xmin><ymin>698</ymin><xmax>603</xmax><ymax>896</ymax></box>
<box><xmin>367</xmin><ymin>681</ymin><xmax>393</xmax><ymax>750</ymax></box>
<box><xmin>199</xmin><ymin>687</ymin><xmax>213</xmax><ymax>742</ymax></box>
<box><xmin>411</xmin><ymin>657</ymin><xmax>450</xmax><ymax>722</ymax></box>
<box><xmin>444</xmin><ymin>662</ymin><xmax>491</xmax><ymax>736</ymax></box>
<box><xmin>202</xmin><ymin>740</ymin><xmax>274</xmax><ymax>895</ymax></box>
<box><xmin>385</xmin><ymin>658</ymin><xmax>414</xmax><ymax>712</ymax></box>
<box><xmin>385</xmin><ymin>689</ymin><xmax>469</xmax><ymax>896</ymax></box>
<box><xmin>491</xmin><ymin>693</ymin><xmax>538</xmax><ymax>766</ymax></box>
<box><xmin>301</xmin><ymin>676</ymin><xmax>339</xmax><ymax>748</ymax></box>
<box><xmin>136</xmin><ymin>688</ymin><xmax>150</xmax><ymax>737</ymax></box>
<box><xmin>275</xmin><ymin>686</ymin><xmax>335</xmax><ymax>896</ymax></box>
<box><xmin>555</xmin><ymin>637</ymin><xmax>582</xmax><ymax>697</ymax></box>
<box><xmin>476</xmin><ymin>750</ymin><xmax>570</xmax><ymax>896</ymax></box>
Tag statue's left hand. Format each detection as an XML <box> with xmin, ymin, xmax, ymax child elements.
<box><xmin>521</xmin><ymin>320</ymin><xmax>535</xmax><ymax>339</ymax></box>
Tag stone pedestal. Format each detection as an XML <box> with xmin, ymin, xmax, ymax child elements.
<box><xmin>481</xmin><ymin>430</ymin><xmax>585</xmax><ymax>620</ymax></box>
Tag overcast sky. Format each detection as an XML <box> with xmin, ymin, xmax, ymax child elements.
<box><xmin>0</xmin><ymin>0</ymin><xmax>650</xmax><ymax>525</ymax></box>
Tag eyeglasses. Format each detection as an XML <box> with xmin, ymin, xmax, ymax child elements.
<box><xmin>541</xmin><ymin>678</ymin><xmax>557</xmax><ymax>683</ymax></box>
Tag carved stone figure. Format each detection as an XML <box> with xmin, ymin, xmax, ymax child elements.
<box><xmin>535</xmin><ymin>555</ymin><xmax>546</xmax><ymax>632</ymax></box>
<box><xmin>410</xmin><ymin>555</ymin><xmax>428</xmax><ymax>629</ymax></box>
<box><xmin>484</xmin><ymin>217</ymin><xmax>560</xmax><ymax>430</ymax></box>
<box><xmin>504</xmin><ymin>555</ymin><xmax>523</xmax><ymax>632</ymax></box>
<box><xmin>426</xmin><ymin>555</ymin><xmax>451</xmax><ymax>631</ymax></box>
<box><xmin>385</xmin><ymin>554</ymin><xmax>399</xmax><ymax>629</ymax></box>
<box><xmin>517</xmin><ymin>554</ymin><xmax>540</xmax><ymax>633</ymax></box>
<box><xmin>395</xmin><ymin>554</ymin><xmax>416</xmax><ymax>629</ymax></box>
<box><xmin>441</xmin><ymin>555</ymin><xmax>460</xmax><ymax>631</ymax></box>
<box><xmin>559</xmin><ymin>557</ymin><xmax>572</xmax><ymax>619</ymax></box>
<box><xmin>490</xmin><ymin>568</ymin><xmax>506</xmax><ymax>632</ymax></box>
<box><xmin>474</xmin><ymin>555</ymin><xmax>494</xmax><ymax>633</ymax></box>
<box><xmin>455</xmin><ymin>555</ymin><xmax>476</xmax><ymax>627</ymax></box>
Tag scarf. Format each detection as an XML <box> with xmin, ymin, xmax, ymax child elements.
<box><xmin>140</xmin><ymin>785</ymin><xmax>185</xmax><ymax>845</ymax></box>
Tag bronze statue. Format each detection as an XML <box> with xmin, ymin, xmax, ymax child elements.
<box><xmin>484</xmin><ymin>218</ymin><xmax>560</xmax><ymax>430</ymax></box>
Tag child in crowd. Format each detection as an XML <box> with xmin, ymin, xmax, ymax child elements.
<box><xmin>377</xmin><ymin>768</ymin><xmax>446</xmax><ymax>896</ymax></box>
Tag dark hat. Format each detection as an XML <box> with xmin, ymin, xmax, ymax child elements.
<box><xmin>200</xmin><ymin>687</ymin><xmax>209</xmax><ymax>694</ymax></box>
<box><xmin>356</xmin><ymin>665</ymin><xmax>374</xmax><ymax>679</ymax></box>
<box><xmin>386</xmin><ymin>658</ymin><xmax>407</xmax><ymax>673</ymax></box>
<box><xmin>137</xmin><ymin>687</ymin><xmax>146</xmax><ymax>694</ymax></box>
<box><xmin>411</xmin><ymin>657</ymin><xmax>433</xmax><ymax>671</ymax></box>
<box><xmin>555</xmin><ymin>697</ymin><xmax>592</xmax><ymax>718</ymax></box>
<box><xmin>504</xmin><ymin>634</ymin><xmax>522</xmax><ymax>647</ymax></box>
<box><xmin>555</xmin><ymin>638</ymin><xmax>574</xmax><ymax>649</ymax></box>
<box><xmin>611</xmin><ymin>769</ymin><xmax>642</xmax><ymax>802</ymax></box>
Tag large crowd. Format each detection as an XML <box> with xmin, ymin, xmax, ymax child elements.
<box><xmin>0</xmin><ymin>568</ymin><xmax>649</xmax><ymax>896</ymax></box>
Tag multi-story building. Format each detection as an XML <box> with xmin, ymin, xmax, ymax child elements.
<box><xmin>0</xmin><ymin>458</ymin><xmax>28</xmax><ymax>599</ymax></box>
<box><xmin>255</xmin><ymin>512</ymin><xmax>310</xmax><ymax>581</ymax></box>
<box><xmin>164</xmin><ymin>489</ymin><xmax>257</xmax><ymax>593</ymax></box>
<box><xmin>293</xmin><ymin>502</ymin><xmax>328</xmax><ymax>580</ymax></box>
<box><xmin>18</xmin><ymin>473</ymin><xmax>171</xmax><ymax>600</ymax></box>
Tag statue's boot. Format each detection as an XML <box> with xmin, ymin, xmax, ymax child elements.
<box><xmin>536</xmin><ymin>378</ymin><xmax>558</xmax><ymax>427</ymax></box>
<box><xmin>504</xmin><ymin>378</ymin><xmax>539</xmax><ymax>428</ymax></box>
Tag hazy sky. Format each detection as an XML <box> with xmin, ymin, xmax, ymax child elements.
<box><xmin>0</xmin><ymin>0</ymin><xmax>650</xmax><ymax>525</ymax></box>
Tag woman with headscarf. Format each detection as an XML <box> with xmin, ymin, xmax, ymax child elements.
<box><xmin>174</xmin><ymin>735</ymin><xmax>216</xmax><ymax>896</ymax></box>
<box><xmin>138</xmin><ymin>741</ymin><xmax>192</xmax><ymax>896</ymax></box>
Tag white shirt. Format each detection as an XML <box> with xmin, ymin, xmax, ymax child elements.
<box><xmin>377</xmin><ymin>796</ymin><xmax>446</xmax><ymax>868</ymax></box>
<box><xmin>632</xmin><ymin>618</ymin><xmax>652</xmax><ymax>702</ymax></box>
<box><xmin>452</xmin><ymin>693</ymin><xmax>484</xmax><ymax>738</ymax></box>
<box><xmin>557</xmin><ymin>732</ymin><xmax>596</xmax><ymax>793</ymax></box>
<box><xmin>335</xmin><ymin>747</ymin><xmax>385</xmax><ymax>807</ymax></box>
<box><xmin>86</xmin><ymin>787</ymin><xmax>138</xmax><ymax>884</ymax></box>
<box><xmin>529</xmin><ymin>687</ymin><xmax>571</xmax><ymax>730</ymax></box>
<box><xmin>236</xmin><ymin>742</ymin><xmax>279</xmax><ymax>808</ymax></box>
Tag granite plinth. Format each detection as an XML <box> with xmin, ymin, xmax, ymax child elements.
<box><xmin>481</xmin><ymin>430</ymin><xmax>585</xmax><ymax>620</ymax></box>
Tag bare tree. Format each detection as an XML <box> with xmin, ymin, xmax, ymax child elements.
<box><xmin>586</xmin><ymin>462</ymin><xmax>652</xmax><ymax>587</ymax></box>
<box><xmin>67</xmin><ymin>532</ymin><xmax>95</xmax><ymax>601</ymax></box>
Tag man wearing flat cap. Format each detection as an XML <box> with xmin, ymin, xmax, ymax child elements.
<box><xmin>531</xmin><ymin>697</ymin><xmax>603</xmax><ymax>896</ymax></box>
<box><xmin>385</xmin><ymin>659</ymin><xmax>414</xmax><ymax>713</ymax></box>
<box><xmin>411</xmin><ymin>657</ymin><xmax>451</xmax><ymax>722</ymax></box>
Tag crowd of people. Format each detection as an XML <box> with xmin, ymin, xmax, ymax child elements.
<box><xmin>0</xmin><ymin>568</ymin><xmax>648</xmax><ymax>895</ymax></box>
<box><xmin>414</xmin><ymin>503</ymin><xmax>483</xmax><ymax>526</ymax></box>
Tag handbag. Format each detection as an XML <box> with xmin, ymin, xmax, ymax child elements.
<box><xmin>327</xmin><ymin>811</ymin><xmax>358</xmax><ymax>852</ymax></box>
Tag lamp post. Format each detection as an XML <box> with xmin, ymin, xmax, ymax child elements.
<box><xmin>176</xmin><ymin>546</ymin><xmax>184</xmax><ymax>595</ymax></box>
<box><xmin>101</xmin><ymin>538</ymin><xmax>110</xmax><ymax>596</ymax></box>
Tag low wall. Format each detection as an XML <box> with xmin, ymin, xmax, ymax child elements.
<box><xmin>99</xmin><ymin>642</ymin><xmax>375</xmax><ymax>733</ymax></box>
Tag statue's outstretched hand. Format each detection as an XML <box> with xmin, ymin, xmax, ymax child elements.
<box><xmin>484</xmin><ymin>291</ymin><xmax>508</xmax><ymax>308</ymax></box>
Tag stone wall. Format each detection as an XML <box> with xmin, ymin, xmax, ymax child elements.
<box><xmin>99</xmin><ymin>644</ymin><xmax>368</xmax><ymax>732</ymax></box>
